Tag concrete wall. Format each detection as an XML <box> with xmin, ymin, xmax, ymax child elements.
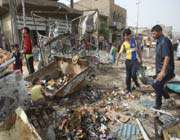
<box><xmin>110</xmin><ymin>4</ymin><xmax>126</xmax><ymax>29</ymax></box>
<box><xmin>74</xmin><ymin>0</ymin><xmax>126</xmax><ymax>29</ymax></box>
<box><xmin>1</xmin><ymin>14</ymin><xmax>73</xmax><ymax>46</ymax></box>
<box><xmin>74</xmin><ymin>0</ymin><xmax>111</xmax><ymax>21</ymax></box>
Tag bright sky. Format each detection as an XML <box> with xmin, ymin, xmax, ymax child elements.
<box><xmin>59</xmin><ymin>0</ymin><xmax>180</xmax><ymax>33</ymax></box>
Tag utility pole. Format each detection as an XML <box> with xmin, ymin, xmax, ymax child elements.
<box><xmin>136</xmin><ymin>0</ymin><xmax>141</xmax><ymax>34</ymax></box>
<box><xmin>20</xmin><ymin>0</ymin><xmax>26</xmax><ymax>51</ymax></box>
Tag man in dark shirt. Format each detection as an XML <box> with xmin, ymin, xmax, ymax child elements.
<box><xmin>151</xmin><ymin>25</ymin><xmax>175</xmax><ymax>109</ymax></box>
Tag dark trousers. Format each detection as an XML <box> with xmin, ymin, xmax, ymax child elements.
<box><xmin>125</xmin><ymin>59</ymin><xmax>140</xmax><ymax>92</ymax></box>
<box><xmin>13</xmin><ymin>59</ymin><xmax>23</xmax><ymax>73</ymax></box>
<box><xmin>152</xmin><ymin>73</ymin><xmax>175</xmax><ymax>107</ymax></box>
<box><xmin>25</xmin><ymin>56</ymin><xmax>35</xmax><ymax>74</ymax></box>
<box><xmin>99</xmin><ymin>42</ymin><xmax>103</xmax><ymax>50</ymax></box>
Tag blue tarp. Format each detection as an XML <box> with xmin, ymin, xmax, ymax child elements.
<box><xmin>166</xmin><ymin>82</ymin><xmax>180</xmax><ymax>94</ymax></box>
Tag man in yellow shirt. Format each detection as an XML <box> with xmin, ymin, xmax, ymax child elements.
<box><xmin>116</xmin><ymin>28</ymin><xmax>142</xmax><ymax>95</ymax></box>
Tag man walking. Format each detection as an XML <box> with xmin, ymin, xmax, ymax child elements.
<box><xmin>151</xmin><ymin>25</ymin><xmax>175</xmax><ymax>109</ymax></box>
<box><xmin>22</xmin><ymin>27</ymin><xmax>35</xmax><ymax>74</ymax></box>
<box><xmin>116</xmin><ymin>28</ymin><xmax>142</xmax><ymax>95</ymax></box>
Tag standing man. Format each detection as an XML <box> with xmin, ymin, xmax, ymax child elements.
<box><xmin>22</xmin><ymin>27</ymin><xmax>35</xmax><ymax>74</ymax></box>
<box><xmin>151</xmin><ymin>25</ymin><xmax>175</xmax><ymax>109</ymax></box>
<box><xmin>116</xmin><ymin>28</ymin><xmax>142</xmax><ymax>95</ymax></box>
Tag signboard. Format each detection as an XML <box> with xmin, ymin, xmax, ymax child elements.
<box><xmin>16</xmin><ymin>16</ymin><xmax>72</xmax><ymax>32</ymax></box>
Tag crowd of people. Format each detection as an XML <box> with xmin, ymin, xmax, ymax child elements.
<box><xmin>6</xmin><ymin>26</ymin><xmax>149</xmax><ymax>76</ymax></box>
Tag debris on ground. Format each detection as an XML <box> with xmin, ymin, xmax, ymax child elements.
<box><xmin>0</xmin><ymin>68</ymin><xmax>29</xmax><ymax>122</ymax></box>
<box><xmin>0</xmin><ymin>107</ymin><xmax>41</xmax><ymax>140</ymax></box>
<box><xmin>0</xmin><ymin>52</ymin><xmax>180</xmax><ymax>140</ymax></box>
<box><xmin>25</xmin><ymin>57</ymin><xmax>93</xmax><ymax>98</ymax></box>
<box><xmin>162</xmin><ymin>120</ymin><xmax>180</xmax><ymax>140</ymax></box>
<box><xmin>0</xmin><ymin>48</ymin><xmax>11</xmax><ymax>65</ymax></box>
<box><xmin>116</xmin><ymin>123</ymin><xmax>141</xmax><ymax>140</ymax></box>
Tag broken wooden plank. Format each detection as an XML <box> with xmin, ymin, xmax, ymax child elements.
<box><xmin>136</xmin><ymin>119</ymin><xmax>150</xmax><ymax>140</ymax></box>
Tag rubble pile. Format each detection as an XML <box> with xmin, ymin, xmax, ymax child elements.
<box><xmin>52</xmin><ymin>87</ymin><xmax>140</xmax><ymax>140</ymax></box>
<box><xmin>45</xmin><ymin>74</ymin><xmax>72</xmax><ymax>92</ymax></box>
<box><xmin>26</xmin><ymin>73</ymin><xmax>72</xmax><ymax>96</ymax></box>
<box><xmin>56</xmin><ymin>106</ymin><xmax>112</xmax><ymax>140</ymax></box>
<box><xmin>0</xmin><ymin>51</ymin><xmax>180</xmax><ymax>140</ymax></box>
<box><xmin>23</xmin><ymin>86</ymin><xmax>132</xmax><ymax>139</ymax></box>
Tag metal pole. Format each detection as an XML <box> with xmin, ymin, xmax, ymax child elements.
<box><xmin>65</xmin><ymin>14</ymin><xmax>69</xmax><ymax>32</ymax></box>
<box><xmin>136</xmin><ymin>0</ymin><xmax>141</xmax><ymax>34</ymax></box>
<box><xmin>97</xmin><ymin>10</ymin><xmax>99</xmax><ymax>48</ymax></box>
<box><xmin>20</xmin><ymin>0</ymin><xmax>26</xmax><ymax>51</ymax></box>
<box><xmin>96</xmin><ymin>10</ymin><xmax>100</xmax><ymax>58</ymax></box>
<box><xmin>8</xmin><ymin>0</ymin><xmax>19</xmax><ymax>45</ymax></box>
<box><xmin>8</xmin><ymin>0</ymin><xmax>14</xmax><ymax>44</ymax></box>
<box><xmin>31</xmin><ymin>12</ymin><xmax>45</xmax><ymax>67</ymax></box>
<box><xmin>21</xmin><ymin>0</ymin><xmax>26</xmax><ymax>27</ymax></box>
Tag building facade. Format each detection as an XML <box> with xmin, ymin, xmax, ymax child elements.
<box><xmin>74</xmin><ymin>0</ymin><xmax>126</xmax><ymax>29</ymax></box>
<box><xmin>160</xmin><ymin>24</ymin><xmax>173</xmax><ymax>39</ymax></box>
<box><xmin>0</xmin><ymin>0</ymin><xmax>82</xmax><ymax>45</ymax></box>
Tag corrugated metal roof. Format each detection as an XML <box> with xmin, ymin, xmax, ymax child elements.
<box><xmin>117</xmin><ymin>123</ymin><xmax>140</xmax><ymax>140</ymax></box>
